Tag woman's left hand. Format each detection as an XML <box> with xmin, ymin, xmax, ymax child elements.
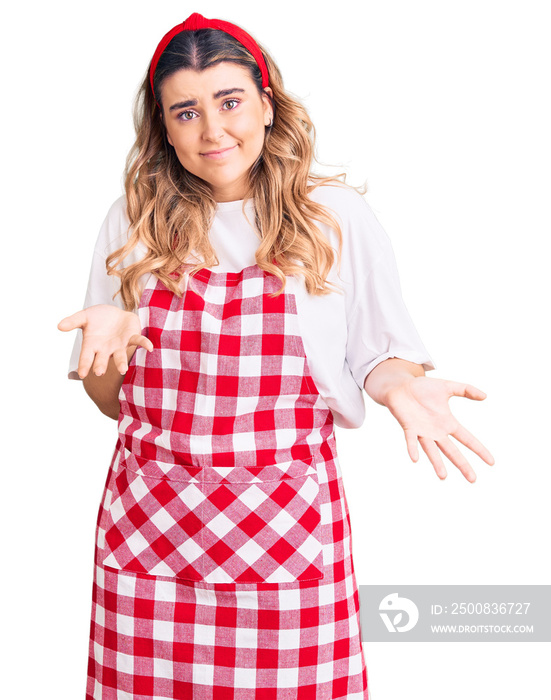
<box><xmin>384</xmin><ymin>376</ymin><xmax>495</xmax><ymax>482</ymax></box>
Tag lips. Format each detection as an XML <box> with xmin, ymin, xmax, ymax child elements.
<box><xmin>202</xmin><ymin>146</ymin><xmax>233</xmax><ymax>155</ymax></box>
<box><xmin>201</xmin><ymin>145</ymin><xmax>237</xmax><ymax>159</ymax></box>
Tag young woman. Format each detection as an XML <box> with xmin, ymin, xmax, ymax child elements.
<box><xmin>58</xmin><ymin>12</ymin><xmax>494</xmax><ymax>699</ymax></box>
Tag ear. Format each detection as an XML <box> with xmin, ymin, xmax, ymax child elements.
<box><xmin>262</xmin><ymin>87</ymin><xmax>274</xmax><ymax>123</ymax></box>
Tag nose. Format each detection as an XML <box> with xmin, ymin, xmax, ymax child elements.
<box><xmin>201</xmin><ymin>109</ymin><xmax>224</xmax><ymax>143</ymax></box>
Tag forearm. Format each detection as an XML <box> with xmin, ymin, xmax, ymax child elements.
<box><xmin>363</xmin><ymin>357</ymin><xmax>425</xmax><ymax>406</ymax></box>
<box><xmin>82</xmin><ymin>345</ymin><xmax>137</xmax><ymax>420</ymax></box>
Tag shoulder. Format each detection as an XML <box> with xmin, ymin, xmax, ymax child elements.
<box><xmin>92</xmin><ymin>194</ymin><xmax>149</xmax><ymax>271</ymax></box>
<box><xmin>307</xmin><ymin>180</ymin><xmax>367</xmax><ymax>216</ymax></box>
<box><xmin>94</xmin><ymin>194</ymin><xmax>131</xmax><ymax>258</ymax></box>
<box><xmin>306</xmin><ymin>180</ymin><xmax>391</xmax><ymax>263</ymax></box>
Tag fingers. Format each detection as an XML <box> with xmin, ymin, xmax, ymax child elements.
<box><xmin>90</xmin><ymin>349</ymin><xmax>112</xmax><ymax>377</ymax></box>
<box><xmin>112</xmin><ymin>348</ymin><xmax>131</xmax><ymax>375</ymax></box>
<box><xmin>79</xmin><ymin>338</ymin><xmax>154</xmax><ymax>378</ymax></box>
<box><xmin>57</xmin><ymin>309</ymin><xmax>87</xmax><ymax>332</ymax></box>
<box><xmin>452</xmin><ymin>424</ymin><xmax>495</xmax><ymax>466</ymax></box>
<box><xmin>418</xmin><ymin>437</ymin><xmax>448</xmax><ymax>480</ymax></box>
<box><xmin>445</xmin><ymin>381</ymin><xmax>488</xmax><ymax>401</ymax></box>
<box><xmin>413</xmin><ymin>433</ymin><xmax>481</xmax><ymax>483</ymax></box>
<box><xmin>77</xmin><ymin>346</ymin><xmax>97</xmax><ymax>379</ymax></box>
<box><xmin>128</xmin><ymin>334</ymin><xmax>154</xmax><ymax>353</ymax></box>
<box><xmin>60</xmin><ymin>306</ymin><xmax>153</xmax><ymax>378</ymax></box>
<box><xmin>404</xmin><ymin>429</ymin><xmax>419</xmax><ymax>463</ymax></box>
<box><xmin>435</xmin><ymin>436</ymin><xmax>477</xmax><ymax>483</ymax></box>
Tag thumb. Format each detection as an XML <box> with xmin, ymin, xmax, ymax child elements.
<box><xmin>57</xmin><ymin>309</ymin><xmax>87</xmax><ymax>332</ymax></box>
<box><xmin>445</xmin><ymin>380</ymin><xmax>487</xmax><ymax>401</ymax></box>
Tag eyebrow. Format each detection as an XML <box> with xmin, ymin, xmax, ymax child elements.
<box><xmin>168</xmin><ymin>88</ymin><xmax>246</xmax><ymax>112</ymax></box>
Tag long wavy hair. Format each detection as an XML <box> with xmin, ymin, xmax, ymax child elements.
<box><xmin>106</xmin><ymin>25</ymin><xmax>367</xmax><ymax>311</ymax></box>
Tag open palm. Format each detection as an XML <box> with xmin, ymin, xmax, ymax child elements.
<box><xmin>57</xmin><ymin>304</ymin><xmax>153</xmax><ymax>379</ymax></box>
<box><xmin>384</xmin><ymin>376</ymin><xmax>495</xmax><ymax>482</ymax></box>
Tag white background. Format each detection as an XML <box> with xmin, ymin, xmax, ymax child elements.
<box><xmin>1</xmin><ymin>1</ymin><xmax>549</xmax><ymax>698</ymax></box>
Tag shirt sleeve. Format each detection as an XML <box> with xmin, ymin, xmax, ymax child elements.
<box><xmin>345</xmin><ymin>234</ymin><xmax>436</xmax><ymax>391</ymax></box>
<box><xmin>307</xmin><ymin>183</ymin><xmax>436</xmax><ymax>391</ymax></box>
<box><xmin>67</xmin><ymin>195</ymin><xmax>143</xmax><ymax>380</ymax></box>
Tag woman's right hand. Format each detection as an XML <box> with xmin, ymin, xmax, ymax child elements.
<box><xmin>57</xmin><ymin>304</ymin><xmax>154</xmax><ymax>379</ymax></box>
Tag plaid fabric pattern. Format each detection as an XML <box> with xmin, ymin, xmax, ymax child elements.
<box><xmin>86</xmin><ymin>265</ymin><xmax>369</xmax><ymax>697</ymax></box>
<box><xmin>87</xmin><ymin>437</ymin><xmax>369</xmax><ymax>699</ymax></box>
<box><xmin>102</xmin><ymin>448</ymin><xmax>324</xmax><ymax>583</ymax></box>
<box><xmin>117</xmin><ymin>266</ymin><xmax>333</xmax><ymax>470</ymax></box>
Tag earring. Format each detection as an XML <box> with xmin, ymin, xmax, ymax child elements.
<box><xmin>267</xmin><ymin>116</ymin><xmax>273</xmax><ymax>128</ymax></box>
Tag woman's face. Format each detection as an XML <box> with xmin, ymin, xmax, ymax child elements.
<box><xmin>160</xmin><ymin>62</ymin><xmax>273</xmax><ymax>202</ymax></box>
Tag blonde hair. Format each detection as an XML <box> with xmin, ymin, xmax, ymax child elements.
<box><xmin>106</xmin><ymin>27</ymin><xmax>367</xmax><ymax>311</ymax></box>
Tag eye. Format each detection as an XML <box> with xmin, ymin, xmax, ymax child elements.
<box><xmin>178</xmin><ymin>110</ymin><xmax>197</xmax><ymax>122</ymax></box>
<box><xmin>176</xmin><ymin>99</ymin><xmax>241</xmax><ymax>123</ymax></box>
<box><xmin>223</xmin><ymin>98</ymin><xmax>241</xmax><ymax>111</ymax></box>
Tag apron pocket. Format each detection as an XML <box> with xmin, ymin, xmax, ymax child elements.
<box><xmin>102</xmin><ymin>449</ymin><xmax>324</xmax><ymax>584</ymax></box>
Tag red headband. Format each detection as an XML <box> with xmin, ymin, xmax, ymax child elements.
<box><xmin>149</xmin><ymin>12</ymin><xmax>270</xmax><ymax>104</ymax></box>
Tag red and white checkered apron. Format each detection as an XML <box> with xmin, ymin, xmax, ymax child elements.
<box><xmin>86</xmin><ymin>264</ymin><xmax>369</xmax><ymax>699</ymax></box>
